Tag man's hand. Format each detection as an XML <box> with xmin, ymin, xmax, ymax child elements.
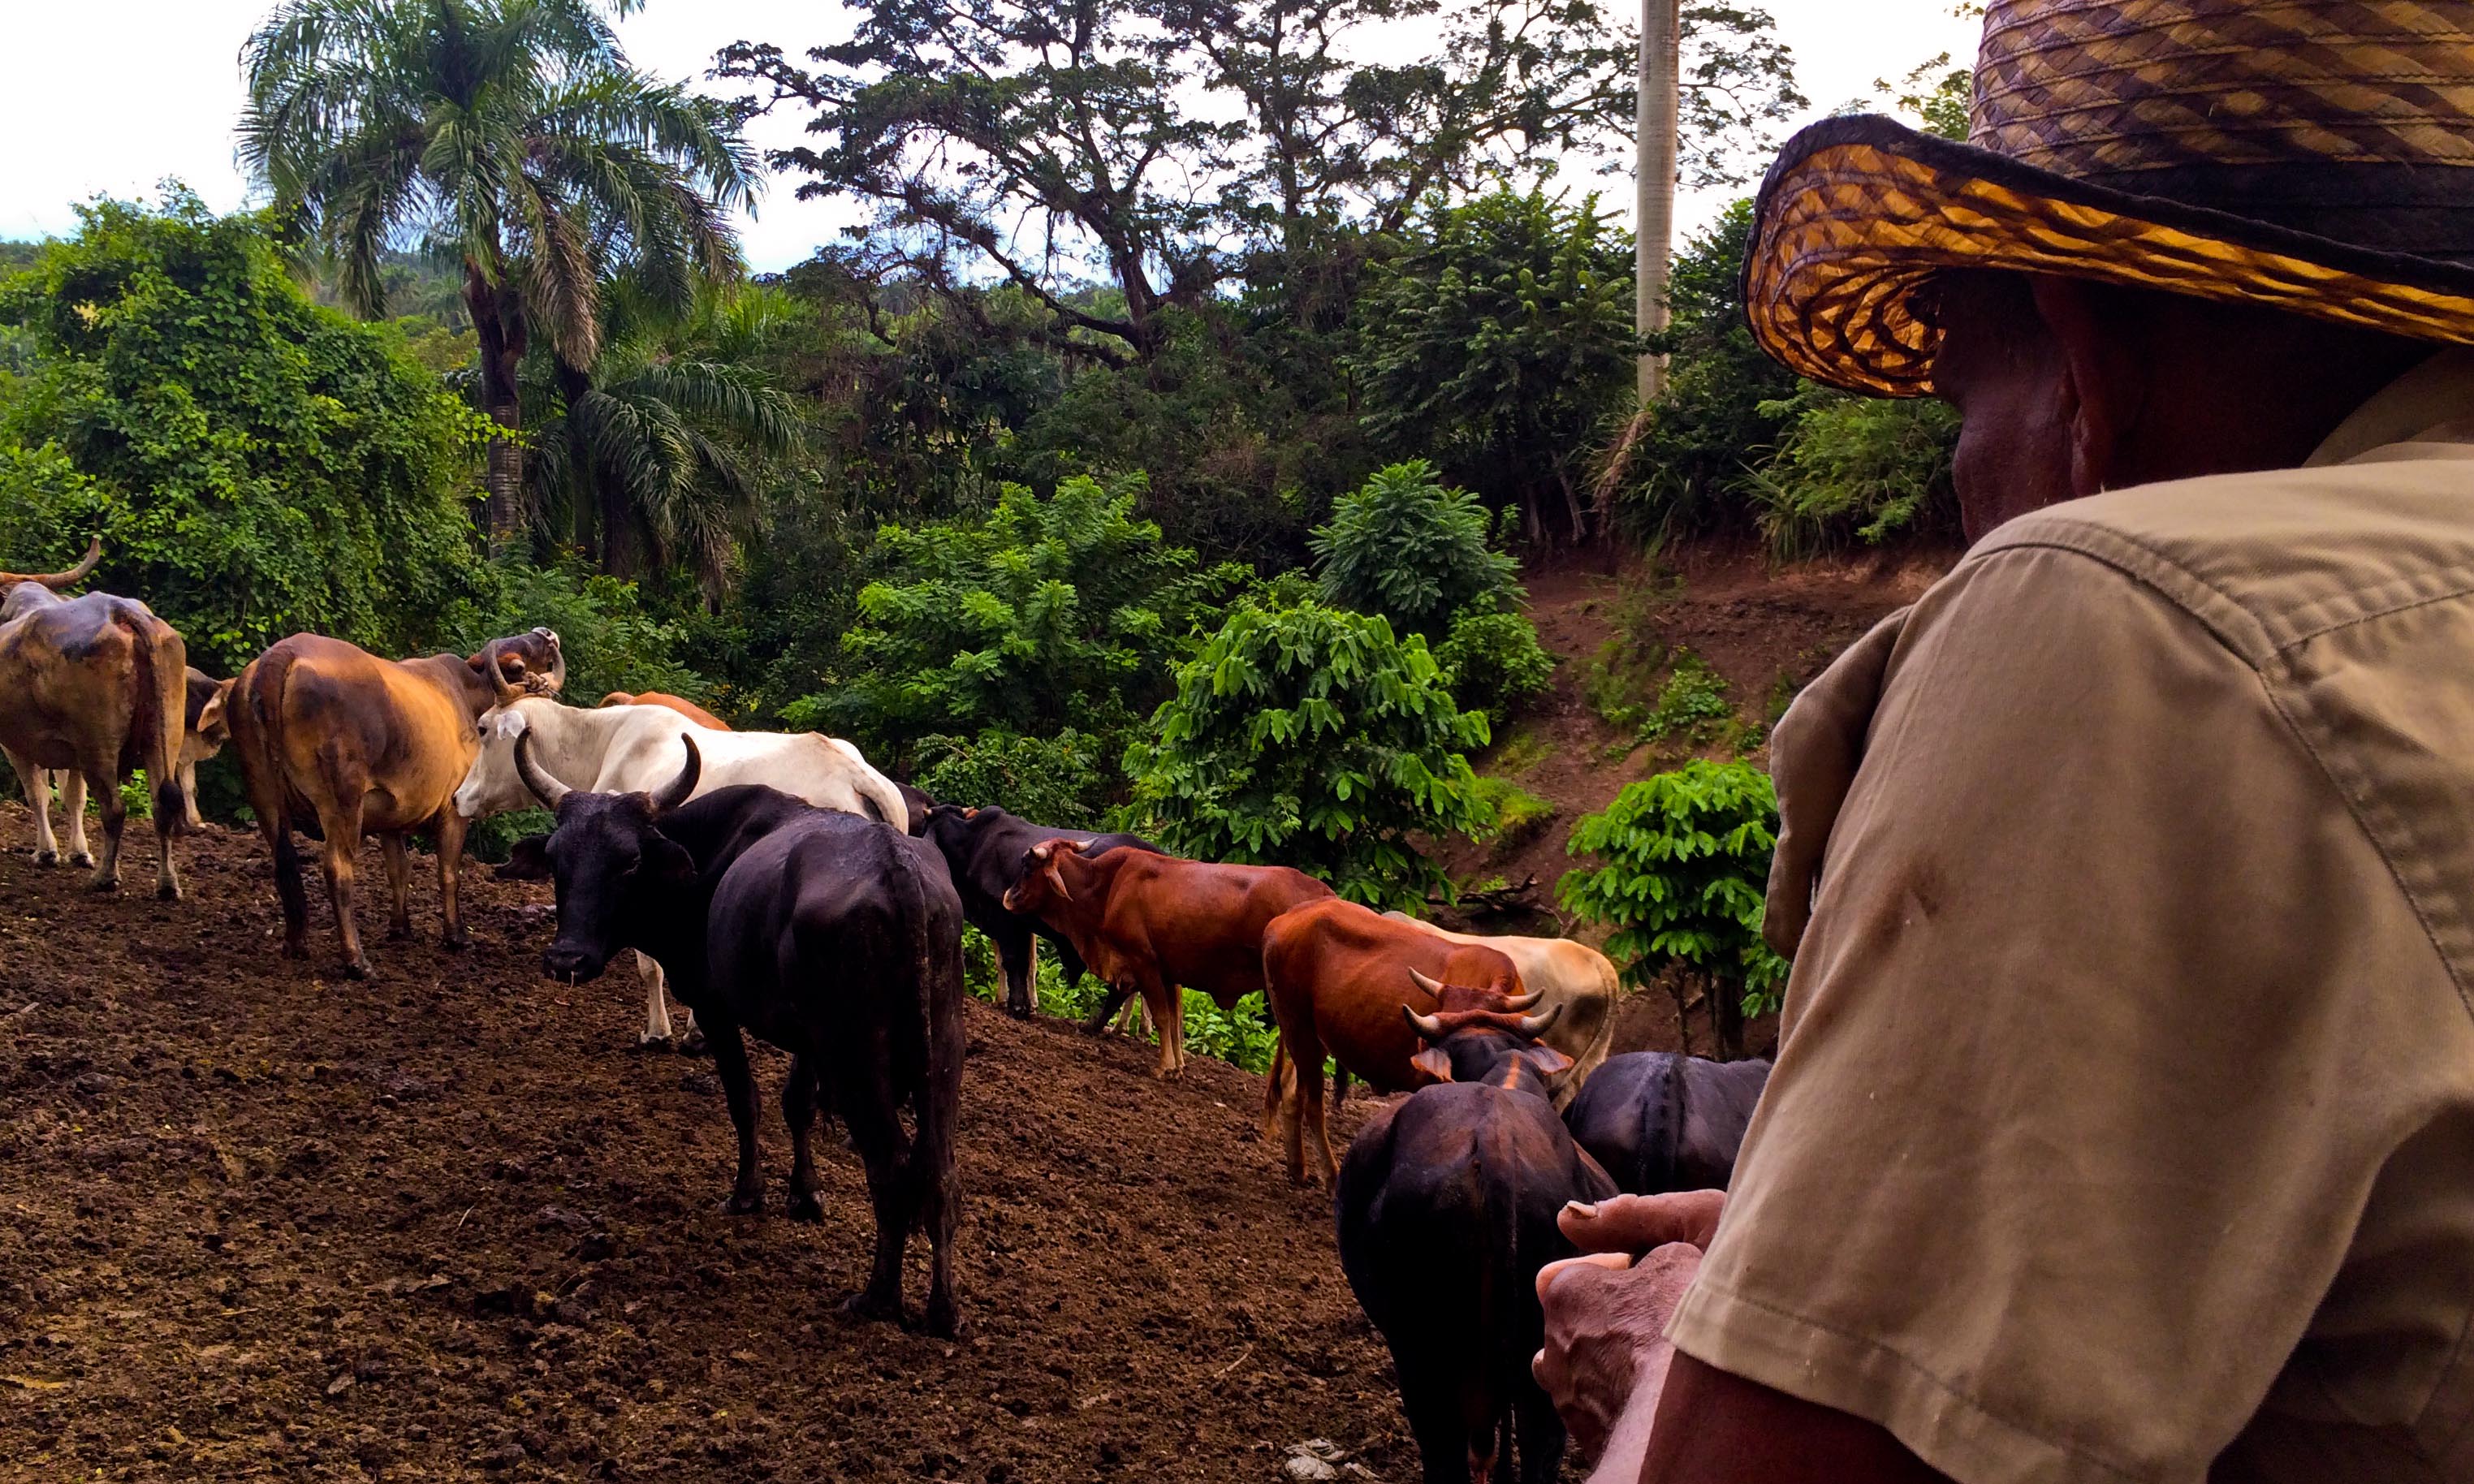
<box><xmin>1534</xmin><ymin>1192</ymin><xmax>1728</xmax><ymax>1462</ymax></box>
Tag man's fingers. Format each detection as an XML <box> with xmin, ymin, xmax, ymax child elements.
<box><xmin>1560</xmin><ymin>1189</ymin><xmax>1728</xmax><ymax>1253</ymax></box>
<box><xmin>1535</xmin><ymin>1249</ymin><xmax>1634</xmax><ymax>1303</ymax></box>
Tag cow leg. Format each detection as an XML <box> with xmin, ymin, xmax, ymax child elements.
<box><xmin>1513</xmin><ymin>1385</ymin><xmax>1566</xmax><ymax>1484</ymax></box>
<box><xmin>153</xmin><ymin>788</ymin><xmax>182</xmax><ymax>903</ymax></box>
<box><xmin>1394</xmin><ymin>1361</ymin><xmax>1476</xmax><ymax>1484</ymax></box>
<box><xmin>1260</xmin><ymin>1039</ymin><xmax>1291</xmax><ymax>1144</ymax></box>
<box><xmin>313</xmin><ymin>800</ymin><xmax>369</xmax><ymax>978</ymax></box>
<box><xmin>3</xmin><ymin>752</ymin><xmax>58</xmax><ymax>865</ymax></box>
<box><xmin>706</xmin><ymin>1024</ymin><xmax>765</xmax><ymax>1216</ymax></box>
<box><xmin>84</xmin><ymin>764</ymin><xmax>125</xmax><ymax>892</ymax></box>
<box><xmin>637</xmin><ymin>952</ymin><xmax>675</xmax><ymax>1048</ymax></box>
<box><xmin>379</xmin><ymin>833</ymin><xmax>412</xmax><ymax>938</ymax></box>
<box><xmin>179</xmin><ymin>760</ymin><xmax>204</xmax><ymax>831</ymax></box>
<box><xmin>994</xmin><ymin>925</ymin><xmax>1037</xmax><ymax>1019</ymax></box>
<box><xmin>58</xmin><ymin>768</ymin><xmax>93</xmax><ymax>871</ymax></box>
<box><xmin>1080</xmin><ymin>979</ymin><xmax>1137</xmax><ymax>1037</ymax></box>
<box><xmin>782</xmin><ymin>1055</ymin><xmax>825</xmax><ymax>1224</ymax></box>
<box><xmin>834</xmin><ymin>1052</ymin><xmax>914</xmax><ymax>1328</ymax></box>
<box><xmin>430</xmin><ymin>807</ymin><xmax>470</xmax><ymax>951</ymax></box>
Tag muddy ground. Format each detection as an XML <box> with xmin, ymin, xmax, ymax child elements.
<box><xmin>0</xmin><ymin>809</ymin><xmax>1410</xmax><ymax>1482</ymax></box>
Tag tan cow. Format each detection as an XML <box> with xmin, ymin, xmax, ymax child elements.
<box><xmin>175</xmin><ymin>667</ymin><xmax>236</xmax><ymax>830</ymax></box>
<box><xmin>227</xmin><ymin>627</ymin><xmax>563</xmax><ymax>977</ymax></box>
<box><xmin>598</xmin><ymin>690</ymin><xmax>729</xmax><ymax>730</ymax></box>
<box><xmin>0</xmin><ymin>539</ymin><xmax>191</xmax><ymax>899</ymax></box>
<box><xmin>1380</xmin><ymin>912</ymin><xmax>1619</xmax><ymax>1107</ymax></box>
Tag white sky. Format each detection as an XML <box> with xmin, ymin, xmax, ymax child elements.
<box><xmin>0</xmin><ymin>0</ymin><xmax>1984</xmax><ymax>271</ymax></box>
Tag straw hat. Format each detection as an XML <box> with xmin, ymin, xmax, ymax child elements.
<box><xmin>1745</xmin><ymin>0</ymin><xmax>2474</xmax><ymax>396</ymax></box>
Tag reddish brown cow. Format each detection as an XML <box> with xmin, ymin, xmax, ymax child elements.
<box><xmin>1000</xmin><ymin>839</ymin><xmax>1334</xmax><ymax>1081</ymax></box>
<box><xmin>0</xmin><ymin>540</ymin><xmax>191</xmax><ymax>899</ymax></box>
<box><xmin>598</xmin><ymin>690</ymin><xmax>730</xmax><ymax>730</ymax></box>
<box><xmin>1261</xmin><ymin>897</ymin><xmax>1531</xmax><ymax>1185</ymax></box>
<box><xmin>228</xmin><ymin>628</ymin><xmax>564</xmax><ymax>977</ymax></box>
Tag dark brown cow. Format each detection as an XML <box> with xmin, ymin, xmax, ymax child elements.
<box><xmin>0</xmin><ymin>539</ymin><xmax>191</xmax><ymax>898</ymax></box>
<box><xmin>1000</xmin><ymin>839</ymin><xmax>1333</xmax><ymax>1081</ymax></box>
<box><xmin>1261</xmin><ymin>897</ymin><xmax>1528</xmax><ymax>1185</ymax></box>
<box><xmin>598</xmin><ymin>690</ymin><xmax>730</xmax><ymax>731</ymax></box>
<box><xmin>228</xmin><ymin>627</ymin><xmax>563</xmax><ymax>977</ymax></box>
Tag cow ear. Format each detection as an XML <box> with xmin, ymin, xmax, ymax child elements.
<box><xmin>196</xmin><ymin>680</ymin><xmax>234</xmax><ymax>741</ymax></box>
<box><xmin>496</xmin><ymin>835</ymin><xmax>553</xmax><ymax>881</ymax></box>
<box><xmin>1410</xmin><ymin>1046</ymin><xmax>1453</xmax><ymax>1082</ymax></box>
<box><xmin>646</xmin><ymin>835</ymin><xmax>696</xmax><ymax>882</ymax></box>
<box><xmin>1526</xmin><ymin>1046</ymin><xmax>1575</xmax><ymax>1078</ymax></box>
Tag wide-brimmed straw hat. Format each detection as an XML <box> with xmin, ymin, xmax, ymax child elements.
<box><xmin>1746</xmin><ymin>0</ymin><xmax>2474</xmax><ymax>397</ymax></box>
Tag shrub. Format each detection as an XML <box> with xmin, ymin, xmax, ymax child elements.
<box><xmin>1746</xmin><ymin>389</ymin><xmax>1962</xmax><ymax>559</ymax></box>
<box><xmin>1559</xmin><ymin>760</ymin><xmax>1790</xmax><ymax>1051</ymax></box>
<box><xmin>1434</xmin><ymin>608</ymin><xmax>1556</xmax><ymax>728</ymax></box>
<box><xmin>1125</xmin><ymin>602</ymin><xmax>1494</xmax><ymax>909</ymax></box>
<box><xmin>1638</xmin><ymin>650</ymin><xmax>1743</xmax><ymax>750</ymax></box>
<box><xmin>1470</xmin><ymin>776</ymin><xmax>1557</xmax><ymax>854</ymax></box>
<box><xmin>915</xmin><ymin>728</ymin><xmax>1112</xmax><ymax>827</ymax></box>
<box><xmin>1311</xmin><ymin>460</ymin><xmax>1520</xmax><ymax>639</ymax></box>
<box><xmin>438</xmin><ymin>559</ymin><xmax>710</xmax><ymax>711</ymax></box>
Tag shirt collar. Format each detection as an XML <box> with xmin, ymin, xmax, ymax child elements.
<box><xmin>2305</xmin><ymin>346</ymin><xmax>2474</xmax><ymax>467</ymax></box>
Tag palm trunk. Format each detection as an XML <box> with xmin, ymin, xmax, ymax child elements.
<box><xmin>552</xmin><ymin>358</ymin><xmax>599</xmax><ymax>563</ymax></box>
<box><xmin>464</xmin><ymin>265</ymin><xmax>529</xmax><ymax>550</ymax></box>
<box><xmin>1636</xmin><ymin>0</ymin><xmax>1681</xmax><ymax>403</ymax></box>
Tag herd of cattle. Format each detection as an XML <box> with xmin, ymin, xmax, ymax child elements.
<box><xmin>0</xmin><ymin>544</ymin><xmax>1773</xmax><ymax>1484</ymax></box>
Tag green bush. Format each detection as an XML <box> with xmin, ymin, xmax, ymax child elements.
<box><xmin>915</xmin><ymin>728</ymin><xmax>1112</xmax><ymax>827</ymax></box>
<box><xmin>1434</xmin><ymin>607</ymin><xmax>1556</xmax><ymax>727</ymax></box>
<box><xmin>1125</xmin><ymin>602</ymin><xmax>1494</xmax><ymax>909</ymax></box>
<box><xmin>1559</xmin><ymin>760</ymin><xmax>1790</xmax><ymax>1044</ymax></box>
<box><xmin>1310</xmin><ymin>460</ymin><xmax>1520</xmax><ymax>639</ymax></box>
<box><xmin>1746</xmin><ymin>389</ymin><xmax>1961</xmax><ymax>559</ymax></box>
<box><xmin>1470</xmin><ymin>775</ymin><xmax>1557</xmax><ymax>854</ymax></box>
<box><xmin>439</xmin><ymin>559</ymin><xmax>710</xmax><ymax>710</ymax></box>
<box><xmin>1638</xmin><ymin>649</ymin><xmax>1748</xmax><ymax>751</ymax></box>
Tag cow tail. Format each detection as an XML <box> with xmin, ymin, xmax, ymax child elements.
<box><xmin>123</xmin><ymin>608</ymin><xmax>188</xmax><ymax>835</ymax></box>
<box><xmin>232</xmin><ymin>649</ymin><xmax>309</xmax><ymax>928</ymax></box>
<box><xmin>894</xmin><ymin>839</ymin><xmax>958</xmax><ymax>1233</ymax></box>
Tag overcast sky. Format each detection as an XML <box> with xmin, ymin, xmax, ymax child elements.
<box><xmin>0</xmin><ymin>0</ymin><xmax>1983</xmax><ymax>270</ymax></box>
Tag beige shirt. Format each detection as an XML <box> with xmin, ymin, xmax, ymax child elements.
<box><xmin>1669</xmin><ymin>352</ymin><xmax>2474</xmax><ymax>1484</ymax></box>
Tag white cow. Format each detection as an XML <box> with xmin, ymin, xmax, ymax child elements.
<box><xmin>1381</xmin><ymin>911</ymin><xmax>1621</xmax><ymax>1107</ymax></box>
<box><xmin>456</xmin><ymin>697</ymin><xmax>908</xmax><ymax>1049</ymax></box>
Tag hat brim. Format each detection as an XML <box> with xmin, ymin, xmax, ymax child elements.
<box><xmin>1746</xmin><ymin>114</ymin><xmax>2474</xmax><ymax>397</ymax></box>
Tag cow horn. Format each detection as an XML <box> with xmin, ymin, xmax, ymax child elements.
<box><xmin>1044</xmin><ymin>856</ymin><xmax>1072</xmax><ymax>903</ymax></box>
<box><xmin>0</xmin><ymin>536</ymin><xmax>102</xmax><ymax>590</ymax></box>
<box><xmin>1499</xmin><ymin>987</ymin><xmax>1544</xmax><ymax>1012</ymax></box>
<box><xmin>1402</xmin><ymin>1004</ymin><xmax>1448</xmax><ymax>1042</ymax></box>
<box><xmin>513</xmin><ymin>728</ymin><xmax>572</xmax><ymax>809</ymax></box>
<box><xmin>1515</xmin><ymin>1002</ymin><xmax>1565</xmax><ymax>1038</ymax></box>
<box><xmin>1407</xmin><ymin>967</ymin><xmax>1445</xmax><ymax>999</ymax></box>
<box><xmin>648</xmin><ymin>735</ymin><xmax>701</xmax><ymax>813</ymax></box>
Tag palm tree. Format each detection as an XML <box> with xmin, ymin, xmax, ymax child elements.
<box><xmin>240</xmin><ymin>0</ymin><xmax>760</xmax><ymax>543</ymax></box>
<box><xmin>525</xmin><ymin>280</ymin><xmax>805</xmax><ymax>596</ymax></box>
<box><xmin>1635</xmin><ymin>0</ymin><xmax>1680</xmax><ymax>402</ymax></box>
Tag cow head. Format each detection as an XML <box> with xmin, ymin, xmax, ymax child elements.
<box><xmin>471</xmin><ymin>627</ymin><xmax>566</xmax><ymax>703</ymax></box>
<box><xmin>1402</xmin><ymin>969</ymin><xmax>1571</xmax><ymax>1093</ymax></box>
<box><xmin>179</xmin><ymin>670</ymin><xmax>236</xmax><ymax>770</ymax></box>
<box><xmin>1001</xmin><ymin>837</ymin><xmax>1086</xmax><ymax>915</ymax></box>
<box><xmin>502</xmin><ymin>731</ymin><xmax>702</xmax><ymax>985</ymax></box>
<box><xmin>456</xmin><ymin>701</ymin><xmax>550</xmax><ymax>820</ymax></box>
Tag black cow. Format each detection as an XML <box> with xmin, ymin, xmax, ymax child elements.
<box><xmin>505</xmin><ymin>735</ymin><xmax>969</xmax><ymax>1336</ymax></box>
<box><xmin>1561</xmin><ymin>1051</ymin><xmax>1771</xmax><ymax>1197</ymax></box>
<box><xmin>920</xmin><ymin>804</ymin><xmax>1158</xmax><ymax>1019</ymax></box>
<box><xmin>1336</xmin><ymin>995</ymin><xmax>1615</xmax><ymax>1484</ymax></box>
<box><xmin>895</xmin><ymin>779</ymin><xmax>937</xmax><ymax>835</ymax></box>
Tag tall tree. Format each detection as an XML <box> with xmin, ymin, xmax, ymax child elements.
<box><xmin>241</xmin><ymin>0</ymin><xmax>760</xmax><ymax>544</ymax></box>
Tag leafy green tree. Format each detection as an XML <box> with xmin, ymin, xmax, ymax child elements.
<box><xmin>1350</xmin><ymin>188</ymin><xmax>1636</xmax><ymax>543</ymax></box>
<box><xmin>241</xmin><ymin>0</ymin><xmax>759</xmax><ymax>541</ymax></box>
<box><xmin>1125</xmin><ymin>602</ymin><xmax>1494</xmax><ymax>908</ymax></box>
<box><xmin>0</xmin><ymin>195</ymin><xmax>489</xmax><ymax>675</ymax></box>
<box><xmin>915</xmin><ymin>729</ymin><xmax>1113</xmax><ymax>828</ymax></box>
<box><xmin>1311</xmin><ymin>460</ymin><xmax>1521</xmax><ymax>637</ymax></box>
<box><xmin>1559</xmin><ymin>759</ymin><xmax>1787</xmax><ymax>1056</ymax></box>
<box><xmin>1744</xmin><ymin>389</ymin><xmax>1961</xmax><ymax>559</ymax></box>
<box><xmin>1434</xmin><ymin>608</ymin><xmax>1556</xmax><ymax>727</ymax></box>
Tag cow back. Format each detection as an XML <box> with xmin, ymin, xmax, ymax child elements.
<box><xmin>1563</xmin><ymin>1051</ymin><xmax>1772</xmax><ymax>1197</ymax></box>
<box><xmin>1379</xmin><ymin>912</ymin><xmax>1620</xmax><ymax>1105</ymax></box>
<box><xmin>1080</xmin><ymin>854</ymin><xmax>1332</xmax><ymax>1008</ymax></box>
<box><xmin>232</xmin><ymin>634</ymin><xmax>481</xmax><ymax>833</ymax></box>
<box><xmin>1263</xmin><ymin>898</ymin><xmax>1527</xmax><ymax>1095</ymax></box>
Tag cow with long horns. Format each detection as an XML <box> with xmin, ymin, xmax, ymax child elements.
<box><xmin>226</xmin><ymin>626</ymin><xmax>564</xmax><ymax>977</ymax></box>
<box><xmin>1337</xmin><ymin>984</ymin><xmax>1614</xmax><ymax>1483</ymax></box>
<box><xmin>0</xmin><ymin>538</ymin><xmax>193</xmax><ymax>898</ymax></box>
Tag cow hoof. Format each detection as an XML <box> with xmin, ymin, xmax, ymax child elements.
<box><xmin>677</xmin><ymin>1029</ymin><xmax>709</xmax><ymax>1057</ymax></box>
<box><xmin>158</xmin><ymin>882</ymin><xmax>182</xmax><ymax>903</ymax></box>
<box><xmin>32</xmin><ymin>849</ymin><xmax>56</xmax><ymax>867</ymax></box>
<box><xmin>635</xmin><ymin>1034</ymin><xmax>672</xmax><ymax>1054</ymax></box>
<box><xmin>1005</xmin><ymin>1000</ymin><xmax>1033</xmax><ymax>1020</ymax></box>
<box><xmin>786</xmin><ymin>1193</ymin><xmax>825</xmax><ymax>1224</ymax></box>
<box><xmin>442</xmin><ymin>934</ymin><xmax>471</xmax><ymax>954</ymax></box>
<box><xmin>923</xmin><ymin>1298</ymin><xmax>963</xmax><ymax>1340</ymax></box>
<box><xmin>281</xmin><ymin>941</ymin><xmax>310</xmax><ymax>961</ymax></box>
<box><xmin>386</xmin><ymin>922</ymin><xmax>412</xmax><ymax>941</ymax></box>
<box><xmin>69</xmin><ymin>852</ymin><xmax>93</xmax><ymax>869</ymax></box>
<box><xmin>340</xmin><ymin>960</ymin><xmax>371</xmax><ymax>982</ymax></box>
<box><xmin>722</xmin><ymin>1192</ymin><xmax>764</xmax><ymax>1218</ymax></box>
<box><xmin>839</xmin><ymin>1289</ymin><xmax>903</xmax><ymax>1327</ymax></box>
<box><xmin>88</xmin><ymin>876</ymin><xmax>121</xmax><ymax>894</ymax></box>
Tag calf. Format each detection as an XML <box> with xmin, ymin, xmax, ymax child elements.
<box><xmin>1337</xmin><ymin>995</ymin><xmax>1613</xmax><ymax>1484</ymax></box>
<box><xmin>176</xmin><ymin>667</ymin><xmax>236</xmax><ymax>830</ymax></box>
<box><xmin>1381</xmin><ymin>912</ymin><xmax>1620</xmax><ymax>1108</ymax></box>
<box><xmin>598</xmin><ymin>690</ymin><xmax>731</xmax><ymax>731</ymax></box>
<box><xmin>1001</xmin><ymin>840</ymin><xmax>1332</xmax><ymax>1079</ymax></box>
<box><xmin>922</xmin><ymin>805</ymin><xmax>1158</xmax><ymax>1018</ymax></box>
<box><xmin>0</xmin><ymin>539</ymin><xmax>191</xmax><ymax>898</ymax></box>
<box><xmin>506</xmin><ymin>736</ymin><xmax>967</xmax><ymax>1336</ymax></box>
<box><xmin>227</xmin><ymin>627</ymin><xmax>563</xmax><ymax>977</ymax></box>
<box><xmin>1259</xmin><ymin>897</ymin><xmax>1526</xmax><ymax>1185</ymax></box>
<box><xmin>1561</xmin><ymin>1050</ymin><xmax>1771</xmax><ymax>1197</ymax></box>
<box><xmin>460</xmin><ymin>696</ymin><xmax>906</xmax><ymax>1049</ymax></box>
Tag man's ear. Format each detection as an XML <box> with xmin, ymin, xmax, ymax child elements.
<box><xmin>645</xmin><ymin>835</ymin><xmax>696</xmax><ymax>882</ymax></box>
<box><xmin>1410</xmin><ymin>1046</ymin><xmax>1453</xmax><ymax>1082</ymax></box>
<box><xmin>2029</xmin><ymin>275</ymin><xmax>2146</xmax><ymax>498</ymax></box>
<box><xmin>496</xmin><ymin>835</ymin><xmax>552</xmax><ymax>881</ymax></box>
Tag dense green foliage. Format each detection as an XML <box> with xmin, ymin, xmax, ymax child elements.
<box><xmin>1746</xmin><ymin>390</ymin><xmax>1963</xmax><ymax>558</ymax></box>
<box><xmin>1434</xmin><ymin>610</ymin><xmax>1557</xmax><ymax>729</ymax></box>
<box><xmin>1126</xmin><ymin>603</ymin><xmax>1494</xmax><ymax>909</ymax></box>
<box><xmin>1312</xmin><ymin>461</ymin><xmax>1520</xmax><ymax>638</ymax></box>
<box><xmin>915</xmin><ymin>730</ymin><xmax>1112</xmax><ymax>829</ymax></box>
<box><xmin>1560</xmin><ymin>761</ymin><xmax>1790</xmax><ymax>1045</ymax></box>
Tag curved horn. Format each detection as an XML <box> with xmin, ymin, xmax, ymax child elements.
<box><xmin>1407</xmin><ymin>967</ymin><xmax>1446</xmax><ymax>999</ymax></box>
<box><xmin>513</xmin><ymin>728</ymin><xmax>572</xmax><ymax>809</ymax></box>
<box><xmin>1514</xmin><ymin>1002</ymin><xmax>1565</xmax><ymax>1038</ymax></box>
<box><xmin>474</xmin><ymin>638</ymin><xmax>528</xmax><ymax>704</ymax></box>
<box><xmin>0</xmin><ymin>536</ymin><xmax>102</xmax><ymax>590</ymax></box>
<box><xmin>648</xmin><ymin>735</ymin><xmax>702</xmax><ymax>813</ymax></box>
<box><xmin>1498</xmin><ymin>987</ymin><xmax>1544</xmax><ymax>1013</ymax></box>
<box><xmin>1403</xmin><ymin>1004</ymin><xmax>1448</xmax><ymax>1042</ymax></box>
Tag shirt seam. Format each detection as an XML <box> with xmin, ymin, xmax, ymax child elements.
<box><xmin>1675</xmin><ymin>1274</ymin><xmax>2151</xmax><ymax>1483</ymax></box>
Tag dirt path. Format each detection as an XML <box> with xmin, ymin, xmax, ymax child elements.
<box><xmin>0</xmin><ymin>810</ymin><xmax>1403</xmax><ymax>1482</ymax></box>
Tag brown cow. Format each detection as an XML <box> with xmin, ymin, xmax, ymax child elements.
<box><xmin>0</xmin><ymin>539</ymin><xmax>191</xmax><ymax>899</ymax></box>
<box><xmin>1000</xmin><ymin>839</ymin><xmax>1334</xmax><ymax>1081</ymax></box>
<box><xmin>228</xmin><ymin>627</ymin><xmax>564</xmax><ymax>977</ymax></box>
<box><xmin>1261</xmin><ymin>897</ymin><xmax>1530</xmax><ymax>1185</ymax></box>
<box><xmin>176</xmin><ymin>667</ymin><xmax>237</xmax><ymax>830</ymax></box>
<box><xmin>598</xmin><ymin>690</ymin><xmax>729</xmax><ymax>731</ymax></box>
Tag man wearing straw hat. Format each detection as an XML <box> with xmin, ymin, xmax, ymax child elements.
<box><xmin>1533</xmin><ymin>2</ymin><xmax>2474</xmax><ymax>1482</ymax></box>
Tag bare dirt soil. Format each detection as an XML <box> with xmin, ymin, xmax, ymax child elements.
<box><xmin>0</xmin><ymin>809</ymin><xmax>1406</xmax><ymax>1483</ymax></box>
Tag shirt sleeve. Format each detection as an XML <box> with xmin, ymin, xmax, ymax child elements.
<box><xmin>1668</xmin><ymin>543</ymin><xmax>2450</xmax><ymax>1484</ymax></box>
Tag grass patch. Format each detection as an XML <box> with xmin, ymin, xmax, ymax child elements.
<box><xmin>1487</xmin><ymin>727</ymin><xmax>1553</xmax><ymax>777</ymax></box>
<box><xmin>1470</xmin><ymin>774</ymin><xmax>1558</xmax><ymax>854</ymax></box>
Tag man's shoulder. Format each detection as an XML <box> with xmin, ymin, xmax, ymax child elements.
<box><xmin>1968</xmin><ymin>446</ymin><xmax>2474</xmax><ymax>667</ymax></box>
